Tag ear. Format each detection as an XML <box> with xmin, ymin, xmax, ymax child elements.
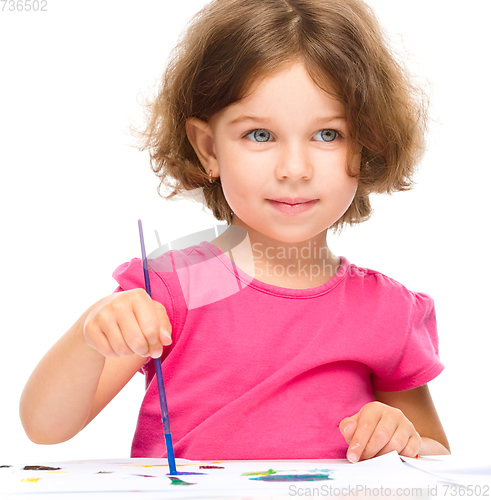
<box><xmin>185</xmin><ymin>118</ymin><xmax>218</xmax><ymax>178</ymax></box>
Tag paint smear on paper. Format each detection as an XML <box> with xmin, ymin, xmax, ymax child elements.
<box><xmin>242</xmin><ymin>468</ymin><xmax>277</xmax><ymax>476</ymax></box>
<box><xmin>96</xmin><ymin>471</ymin><xmax>114</xmax><ymax>474</ymax></box>
<box><xmin>169</xmin><ymin>476</ymin><xmax>196</xmax><ymax>485</ymax></box>
<box><xmin>251</xmin><ymin>473</ymin><xmax>332</xmax><ymax>482</ymax></box>
<box><xmin>132</xmin><ymin>473</ymin><xmax>157</xmax><ymax>478</ymax></box>
<box><xmin>199</xmin><ymin>465</ymin><xmax>225</xmax><ymax>469</ymax></box>
<box><xmin>0</xmin><ymin>465</ymin><xmax>12</xmax><ymax>468</ymax></box>
<box><xmin>23</xmin><ymin>466</ymin><xmax>62</xmax><ymax>471</ymax></box>
<box><xmin>21</xmin><ymin>477</ymin><xmax>41</xmax><ymax>483</ymax></box>
<box><xmin>167</xmin><ymin>471</ymin><xmax>206</xmax><ymax>476</ymax></box>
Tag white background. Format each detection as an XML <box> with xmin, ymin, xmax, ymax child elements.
<box><xmin>1</xmin><ymin>0</ymin><xmax>489</xmax><ymax>464</ymax></box>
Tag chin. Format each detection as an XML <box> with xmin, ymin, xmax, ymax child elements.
<box><xmin>268</xmin><ymin>228</ymin><xmax>325</xmax><ymax>245</ymax></box>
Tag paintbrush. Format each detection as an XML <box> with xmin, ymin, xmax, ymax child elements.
<box><xmin>138</xmin><ymin>219</ymin><xmax>178</xmax><ymax>476</ymax></box>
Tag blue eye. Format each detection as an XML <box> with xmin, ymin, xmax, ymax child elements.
<box><xmin>246</xmin><ymin>129</ymin><xmax>271</xmax><ymax>142</ymax></box>
<box><xmin>314</xmin><ymin>129</ymin><xmax>338</xmax><ymax>142</ymax></box>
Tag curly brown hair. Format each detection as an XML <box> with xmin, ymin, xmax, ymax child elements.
<box><xmin>133</xmin><ymin>0</ymin><xmax>429</xmax><ymax>231</ymax></box>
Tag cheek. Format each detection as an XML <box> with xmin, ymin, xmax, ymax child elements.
<box><xmin>321</xmin><ymin>164</ymin><xmax>359</xmax><ymax>220</ymax></box>
<box><xmin>323</xmin><ymin>155</ymin><xmax>358</xmax><ymax>196</ymax></box>
<box><xmin>329</xmin><ymin>178</ymin><xmax>357</xmax><ymax>217</ymax></box>
<box><xmin>216</xmin><ymin>150</ymin><xmax>254</xmax><ymax>211</ymax></box>
<box><xmin>344</xmin><ymin>175</ymin><xmax>359</xmax><ymax>204</ymax></box>
<box><xmin>335</xmin><ymin>154</ymin><xmax>360</xmax><ymax>204</ymax></box>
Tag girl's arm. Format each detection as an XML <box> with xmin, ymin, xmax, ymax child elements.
<box><xmin>339</xmin><ymin>384</ymin><xmax>450</xmax><ymax>462</ymax></box>
<box><xmin>20</xmin><ymin>290</ymin><xmax>172</xmax><ymax>444</ymax></box>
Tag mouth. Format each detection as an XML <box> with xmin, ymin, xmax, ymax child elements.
<box><xmin>267</xmin><ymin>197</ymin><xmax>317</xmax><ymax>205</ymax></box>
<box><xmin>266</xmin><ymin>198</ymin><xmax>318</xmax><ymax>215</ymax></box>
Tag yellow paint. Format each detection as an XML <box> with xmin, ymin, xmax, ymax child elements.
<box><xmin>21</xmin><ymin>477</ymin><xmax>41</xmax><ymax>483</ymax></box>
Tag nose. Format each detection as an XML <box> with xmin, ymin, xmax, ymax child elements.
<box><xmin>274</xmin><ymin>141</ymin><xmax>313</xmax><ymax>181</ymax></box>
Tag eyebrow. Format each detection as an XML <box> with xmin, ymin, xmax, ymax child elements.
<box><xmin>313</xmin><ymin>115</ymin><xmax>346</xmax><ymax>123</ymax></box>
<box><xmin>228</xmin><ymin>115</ymin><xmax>346</xmax><ymax>126</ymax></box>
<box><xmin>228</xmin><ymin>115</ymin><xmax>272</xmax><ymax>125</ymax></box>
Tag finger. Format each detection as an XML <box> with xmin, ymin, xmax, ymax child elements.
<box><xmin>399</xmin><ymin>433</ymin><xmax>422</xmax><ymax>458</ymax></box>
<box><xmin>374</xmin><ymin>424</ymin><xmax>412</xmax><ymax>457</ymax></box>
<box><xmin>91</xmin><ymin>314</ymin><xmax>133</xmax><ymax>357</ymax></box>
<box><xmin>339</xmin><ymin>416</ymin><xmax>358</xmax><ymax>444</ymax></box>
<box><xmin>116</xmin><ymin>313</ymin><xmax>151</xmax><ymax>357</ymax></box>
<box><xmin>85</xmin><ymin>322</ymin><xmax>119</xmax><ymax>358</ymax></box>
<box><xmin>360</xmin><ymin>413</ymin><xmax>400</xmax><ymax>460</ymax></box>
<box><xmin>346</xmin><ymin>406</ymin><xmax>383</xmax><ymax>463</ymax></box>
<box><xmin>132</xmin><ymin>291</ymin><xmax>164</xmax><ymax>357</ymax></box>
<box><xmin>103</xmin><ymin>320</ymin><xmax>135</xmax><ymax>357</ymax></box>
<box><xmin>152</xmin><ymin>300</ymin><xmax>172</xmax><ymax>345</ymax></box>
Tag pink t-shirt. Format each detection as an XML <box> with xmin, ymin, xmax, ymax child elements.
<box><xmin>112</xmin><ymin>241</ymin><xmax>443</xmax><ymax>460</ymax></box>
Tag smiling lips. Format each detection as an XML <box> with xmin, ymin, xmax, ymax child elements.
<box><xmin>266</xmin><ymin>197</ymin><xmax>318</xmax><ymax>215</ymax></box>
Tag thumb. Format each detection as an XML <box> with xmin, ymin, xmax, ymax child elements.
<box><xmin>339</xmin><ymin>414</ymin><xmax>359</xmax><ymax>444</ymax></box>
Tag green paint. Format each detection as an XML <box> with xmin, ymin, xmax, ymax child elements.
<box><xmin>169</xmin><ymin>476</ymin><xmax>196</xmax><ymax>485</ymax></box>
<box><xmin>242</xmin><ymin>468</ymin><xmax>277</xmax><ymax>476</ymax></box>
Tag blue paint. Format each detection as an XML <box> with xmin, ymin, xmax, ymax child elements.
<box><xmin>166</xmin><ymin>471</ymin><xmax>206</xmax><ymax>475</ymax></box>
<box><xmin>250</xmin><ymin>473</ymin><xmax>332</xmax><ymax>482</ymax></box>
<box><xmin>164</xmin><ymin>432</ymin><xmax>177</xmax><ymax>475</ymax></box>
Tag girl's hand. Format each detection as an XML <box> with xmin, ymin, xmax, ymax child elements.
<box><xmin>339</xmin><ymin>401</ymin><xmax>422</xmax><ymax>462</ymax></box>
<box><xmin>83</xmin><ymin>289</ymin><xmax>172</xmax><ymax>359</ymax></box>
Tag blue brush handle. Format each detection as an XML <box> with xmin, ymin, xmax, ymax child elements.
<box><xmin>154</xmin><ymin>358</ymin><xmax>177</xmax><ymax>473</ymax></box>
<box><xmin>138</xmin><ymin>219</ymin><xmax>178</xmax><ymax>475</ymax></box>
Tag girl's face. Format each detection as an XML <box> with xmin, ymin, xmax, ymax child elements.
<box><xmin>192</xmin><ymin>61</ymin><xmax>360</xmax><ymax>245</ymax></box>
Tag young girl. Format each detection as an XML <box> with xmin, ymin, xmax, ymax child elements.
<box><xmin>20</xmin><ymin>0</ymin><xmax>450</xmax><ymax>462</ymax></box>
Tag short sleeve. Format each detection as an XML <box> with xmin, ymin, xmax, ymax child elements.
<box><xmin>372</xmin><ymin>292</ymin><xmax>444</xmax><ymax>392</ymax></box>
<box><xmin>111</xmin><ymin>257</ymin><xmax>189</xmax><ymax>379</ymax></box>
<box><xmin>112</xmin><ymin>257</ymin><xmax>179</xmax><ymax>328</ymax></box>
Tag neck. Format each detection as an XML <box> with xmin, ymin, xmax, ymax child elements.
<box><xmin>211</xmin><ymin>220</ymin><xmax>340</xmax><ymax>289</ymax></box>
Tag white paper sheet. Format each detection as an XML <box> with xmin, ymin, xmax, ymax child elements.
<box><xmin>2</xmin><ymin>453</ymin><xmax>488</xmax><ymax>499</ymax></box>
<box><xmin>402</xmin><ymin>455</ymin><xmax>491</xmax><ymax>487</ymax></box>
